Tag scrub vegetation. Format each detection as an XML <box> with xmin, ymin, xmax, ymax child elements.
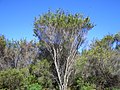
<box><xmin>0</xmin><ymin>9</ymin><xmax>120</xmax><ymax>90</ymax></box>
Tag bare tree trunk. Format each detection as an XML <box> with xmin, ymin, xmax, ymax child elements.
<box><xmin>50</xmin><ymin>41</ymin><xmax>78</xmax><ymax>90</ymax></box>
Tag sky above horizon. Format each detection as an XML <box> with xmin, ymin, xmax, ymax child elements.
<box><xmin>0</xmin><ymin>0</ymin><xmax>120</xmax><ymax>42</ymax></box>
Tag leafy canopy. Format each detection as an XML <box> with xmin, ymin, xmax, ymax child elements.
<box><xmin>34</xmin><ymin>9</ymin><xmax>94</xmax><ymax>46</ymax></box>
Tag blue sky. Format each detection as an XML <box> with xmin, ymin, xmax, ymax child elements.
<box><xmin>0</xmin><ymin>0</ymin><xmax>120</xmax><ymax>42</ymax></box>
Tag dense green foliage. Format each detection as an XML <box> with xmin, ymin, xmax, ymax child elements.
<box><xmin>75</xmin><ymin>34</ymin><xmax>120</xmax><ymax>90</ymax></box>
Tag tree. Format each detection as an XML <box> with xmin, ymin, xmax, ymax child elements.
<box><xmin>34</xmin><ymin>9</ymin><xmax>94</xmax><ymax>90</ymax></box>
<box><xmin>0</xmin><ymin>35</ymin><xmax>6</xmax><ymax>56</ymax></box>
<box><xmin>0</xmin><ymin>39</ymin><xmax>39</xmax><ymax>70</ymax></box>
<box><xmin>78</xmin><ymin>35</ymin><xmax>120</xmax><ymax>89</ymax></box>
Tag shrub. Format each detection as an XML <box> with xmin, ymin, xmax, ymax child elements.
<box><xmin>0</xmin><ymin>69</ymin><xmax>24</xmax><ymax>89</ymax></box>
<box><xmin>30</xmin><ymin>59</ymin><xmax>53</xmax><ymax>88</ymax></box>
<box><xmin>76</xmin><ymin>78</ymin><xmax>96</xmax><ymax>90</ymax></box>
<box><xmin>27</xmin><ymin>83</ymin><xmax>42</xmax><ymax>90</ymax></box>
